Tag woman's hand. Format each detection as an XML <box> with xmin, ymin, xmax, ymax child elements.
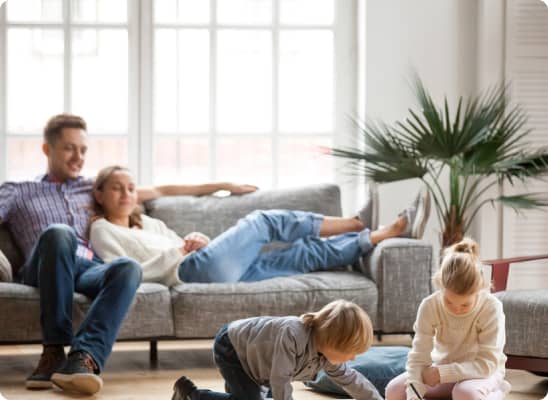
<box><xmin>183</xmin><ymin>234</ymin><xmax>209</xmax><ymax>253</ymax></box>
<box><xmin>422</xmin><ymin>366</ymin><xmax>440</xmax><ymax>386</ymax></box>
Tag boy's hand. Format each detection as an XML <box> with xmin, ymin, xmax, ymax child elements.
<box><xmin>422</xmin><ymin>366</ymin><xmax>440</xmax><ymax>386</ymax></box>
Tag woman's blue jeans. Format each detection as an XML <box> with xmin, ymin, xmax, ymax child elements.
<box><xmin>20</xmin><ymin>224</ymin><xmax>142</xmax><ymax>371</ymax></box>
<box><xmin>179</xmin><ymin>210</ymin><xmax>372</xmax><ymax>283</ymax></box>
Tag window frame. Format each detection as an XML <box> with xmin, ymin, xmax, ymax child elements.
<box><xmin>0</xmin><ymin>0</ymin><xmax>359</xmax><ymax>208</ymax></box>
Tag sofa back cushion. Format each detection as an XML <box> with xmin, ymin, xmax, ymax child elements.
<box><xmin>144</xmin><ymin>184</ymin><xmax>342</xmax><ymax>239</ymax></box>
<box><xmin>0</xmin><ymin>225</ymin><xmax>24</xmax><ymax>277</ymax></box>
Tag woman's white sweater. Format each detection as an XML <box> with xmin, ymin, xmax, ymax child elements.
<box><xmin>89</xmin><ymin>215</ymin><xmax>208</xmax><ymax>287</ymax></box>
<box><xmin>406</xmin><ymin>290</ymin><xmax>507</xmax><ymax>399</ymax></box>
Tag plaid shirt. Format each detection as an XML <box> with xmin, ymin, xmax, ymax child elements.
<box><xmin>0</xmin><ymin>174</ymin><xmax>94</xmax><ymax>260</ymax></box>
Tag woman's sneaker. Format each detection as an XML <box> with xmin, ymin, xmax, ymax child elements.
<box><xmin>399</xmin><ymin>187</ymin><xmax>431</xmax><ymax>239</ymax></box>
<box><xmin>172</xmin><ymin>376</ymin><xmax>197</xmax><ymax>400</ymax></box>
<box><xmin>26</xmin><ymin>345</ymin><xmax>66</xmax><ymax>390</ymax></box>
<box><xmin>51</xmin><ymin>350</ymin><xmax>103</xmax><ymax>395</ymax></box>
<box><xmin>356</xmin><ymin>183</ymin><xmax>379</xmax><ymax>229</ymax></box>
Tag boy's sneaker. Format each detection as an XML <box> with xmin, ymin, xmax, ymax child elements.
<box><xmin>51</xmin><ymin>350</ymin><xmax>103</xmax><ymax>395</ymax></box>
<box><xmin>26</xmin><ymin>345</ymin><xmax>66</xmax><ymax>390</ymax></box>
<box><xmin>356</xmin><ymin>183</ymin><xmax>379</xmax><ymax>229</ymax></box>
<box><xmin>172</xmin><ymin>376</ymin><xmax>197</xmax><ymax>400</ymax></box>
<box><xmin>399</xmin><ymin>187</ymin><xmax>431</xmax><ymax>239</ymax></box>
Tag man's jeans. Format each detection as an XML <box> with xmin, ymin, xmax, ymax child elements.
<box><xmin>20</xmin><ymin>224</ymin><xmax>142</xmax><ymax>371</ymax></box>
<box><xmin>179</xmin><ymin>210</ymin><xmax>372</xmax><ymax>283</ymax></box>
<box><xmin>189</xmin><ymin>325</ymin><xmax>264</xmax><ymax>400</ymax></box>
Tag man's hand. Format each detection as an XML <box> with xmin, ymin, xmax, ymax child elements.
<box><xmin>183</xmin><ymin>234</ymin><xmax>209</xmax><ymax>253</ymax></box>
<box><xmin>422</xmin><ymin>366</ymin><xmax>440</xmax><ymax>386</ymax></box>
<box><xmin>226</xmin><ymin>184</ymin><xmax>258</xmax><ymax>195</ymax></box>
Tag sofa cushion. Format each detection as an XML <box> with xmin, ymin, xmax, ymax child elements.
<box><xmin>144</xmin><ymin>184</ymin><xmax>342</xmax><ymax>239</ymax></box>
<box><xmin>77</xmin><ymin>283</ymin><xmax>174</xmax><ymax>339</ymax></box>
<box><xmin>0</xmin><ymin>282</ymin><xmax>88</xmax><ymax>342</ymax></box>
<box><xmin>305</xmin><ymin>346</ymin><xmax>409</xmax><ymax>397</ymax></box>
<box><xmin>170</xmin><ymin>271</ymin><xmax>378</xmax><ymax>338</ymax></box>
<box><xmin>0</xmin><ymin>250</ymin><xmax>12</xmax><ymax>282</ymax></box>
<box><xmin>0</xmin><ymin>282</ymin><xmax>174</xmax><ymax>342</ymax></box>
<box><xmin>495</xmin><ymin>289</ymin><xmax>548</xmax><ymax>358</ymax></box>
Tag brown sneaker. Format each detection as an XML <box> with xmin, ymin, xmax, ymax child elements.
<box><xmin>26</xmin><ymin>345</ymin><xmax>66</xmax><ymax>390</ymax></box>
<box><xmin>51</xmin><ymin>350</ymin><xmax>103</xmax><ymax>395</ymax></box>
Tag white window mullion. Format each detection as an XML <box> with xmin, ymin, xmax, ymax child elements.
<box><xmin>128</xmin><ymin>0</ymin><xmax>141</xmax><ymax>179</ymax></box>
<box><xmin>272</xmin><ymin>0</ymin><xmax>279</xmax><ymax>188</ymax></box>
<box><xmin>139</xmin><ymin>0</ymin><xmax>153</xmax><ymax>185</ymax></box>
<box><xmin>0</xmin><ymin>5</ymin><xmax>6</xmax><ymax>182</ymax></box>
<box><xmin>334</xmin><ymin>0</ymin><xmax>358</xmax><ymax>214</ymax></box>
<box><xmin>63</xmin><ymin>0</ymin><xmax>71</xmax><ymax>112</ymax></box>
<box><xmin>209</xmin><ymin>0</ymin><xmax>217</xmax><ymax>182</ymax></box>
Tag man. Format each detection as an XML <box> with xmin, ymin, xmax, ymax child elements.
<box><xmin>0</xmin><ymin>114</ymin><xmax>256</xmax><ymax>395</ymax></box>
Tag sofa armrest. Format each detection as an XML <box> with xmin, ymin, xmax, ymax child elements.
<box><xmin>359</xmin><ymin>238</ymin><xmax>434</xmax><ymax>334</ymax></box>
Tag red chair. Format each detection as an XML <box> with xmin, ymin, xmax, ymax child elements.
<box><xmin>483</xmin><ymin>255</ymin><xmax>548</xmax><ymax>373</ymax></box>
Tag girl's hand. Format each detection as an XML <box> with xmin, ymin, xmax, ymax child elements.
<box><xmin>422</xmin><ymin>366</ymin><xmax>440</xmax><ymax>386</ymax></box>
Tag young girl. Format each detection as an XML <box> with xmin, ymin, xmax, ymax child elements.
<box><xmin>88</xmin><ymin>165</ymin><xmax>430</xmax><ymax>286</ymax></box>
<box><xmin>171</xmin><ymin>300</ymin><xmax>383</xmax><ymax>400</ymax></box>
<box><xmin>385</xmin><ymin>238</ymin><xmax>510</xmax><ymax>400</ymax></box>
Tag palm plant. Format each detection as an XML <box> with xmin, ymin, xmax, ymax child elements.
<box><xmin>331</xmin><ymin>77</ymin><xmax>548</xmax><ymax>248</ymax></box>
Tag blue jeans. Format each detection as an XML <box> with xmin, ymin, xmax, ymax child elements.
<box><xmin>179</xmin><ymin>210</ymin><xmax>372</xmax><ymax>283</ymax></box>
<box><xmin>20</xmin><ymin>224</ymin><xmax>142</xmax><ymax>371</ymax></box>
<box><xmin>189</xmin><ymin>325</ymin><xmax>263</xmax><ymax>400</ymax></box>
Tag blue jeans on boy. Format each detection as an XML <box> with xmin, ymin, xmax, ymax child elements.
<box><xmin>189</xmin><ymin>325</ymin><xmax>263</xmax><ymax>400</ymax></box>
<box><xmin>179</xmin><ymin>210</ymin><xmax>372</xmax><ymax>283</ymax></box>
<box><xmin>20</xmin><ymin>224</ymin><xmax>142</xmax><ymax>371</ymax></box>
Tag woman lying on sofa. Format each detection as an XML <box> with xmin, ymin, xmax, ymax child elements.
<box><xmin>88</xmin><ymin>165</ymin><xmax>430</xmax><ymax>286</ymax></box>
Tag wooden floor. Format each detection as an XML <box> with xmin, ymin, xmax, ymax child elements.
<box><xmin>0</xmin><ymin>337</ymin><xmax>546</xmax><ymax>399</ymax></box>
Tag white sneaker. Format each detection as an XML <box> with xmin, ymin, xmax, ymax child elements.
<box><xmin>356</xmin><ymin>183</ymin><xmax>379</xmax><ymax>229</ymax></box>
<box><xmin>399</xmin><ymin>187</ymin><xmax>431</xmax><ymax>239</ymax></box>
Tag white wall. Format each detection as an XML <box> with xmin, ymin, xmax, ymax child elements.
<box><xmin>363</xmin><ymin>0</ymin><xmax>480</xmax><ymax>258</ymax></box>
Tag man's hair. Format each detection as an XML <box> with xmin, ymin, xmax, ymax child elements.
<box><xmin>44</xmin><ymin>113</ymin><xmax>87</xmax><ymax>145</ymax></box>
<box><xmin>433</xmin><ymin>237</ymin><xmax>489</xmax><ymax>295</ymax></box>
<box><xmin>301</xmin><ymin>300</ymin><xmax>373</xmax><ymax>355</ymax></box>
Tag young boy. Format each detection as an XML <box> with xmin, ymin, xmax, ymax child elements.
<box><xmin>172</xmin><ymin>300</ymin><xmax>383</xmax><ymax>400</ymax></box>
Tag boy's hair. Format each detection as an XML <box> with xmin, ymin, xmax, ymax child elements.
<box><xmin>44</xmin><ymin>113</ymin><xmax>87</xmax><ymax>145</ymax></box>
<box><xmin>89</xmin><ymin>165</ymin><xmax>143</xmax><ymax>235</ymax></box>
<box><xmin>301</xmin><ymin>300</ymin><xmax>373</xmax><ymax>354</ymax></box>
<box><xmin>433</xmin><ymin>237</ymin><xmax>488</xmax><ymax>295</ymax></box>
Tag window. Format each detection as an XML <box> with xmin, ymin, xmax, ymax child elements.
<box><xmin>502</xmin><ymin>0</ymin><xmax>548</xmax><ymax>289</ymax></box>
<box><xmin>0</xmin><ymin>0</ymin><xmax>357</xmax><ymax>190</ymax></box>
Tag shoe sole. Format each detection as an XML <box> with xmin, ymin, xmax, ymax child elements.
<box><xmin>51</xmin><ymin>372</ymin><xmax>103</xmax><ymax>395</ymax></box>
<box><xmin>25</xmin><ymin>380</ymin><xmax>53</xmax><ymax>390</ymax></box>
<box><xmin>411</xmin><ymin>189</ymin><xmax>431</xmax><ymax>239</ymax></box>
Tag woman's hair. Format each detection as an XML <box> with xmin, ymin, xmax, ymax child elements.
<box><xmin>433</xmin><ymin>237</ymin><xmax>488</xmax><ymax>294</ymax></box>
<box><xmin>89</xmin><ymin>165</ymin><xmax>143</xmax><ymax>232</ymax></box>
<box><xmin>301</xmin><ymin>299</ymin><xmax>373</xmax><ymax>354</ymax></box>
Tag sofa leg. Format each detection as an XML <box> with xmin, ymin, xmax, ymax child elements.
<box><xmin>150</xmin><ymin>340</ymin><xmax>158</xmax><ymax>367</ymax></box>
<box><xmin>376</xmin><ymin>332</ymin><xmax>382</xmax><ymax>342</ymax></box>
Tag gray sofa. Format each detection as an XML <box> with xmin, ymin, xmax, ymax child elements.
<box><xmin>0</xmin><ymin>184</ymin><xmax>434</xmax><ymax>361</ymax></box>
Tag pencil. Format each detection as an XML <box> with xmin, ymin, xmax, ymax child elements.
<box><xmin>409</xmin><ymin>383</ymin><xmax>423</xmax><ymax>400</ymax></box>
